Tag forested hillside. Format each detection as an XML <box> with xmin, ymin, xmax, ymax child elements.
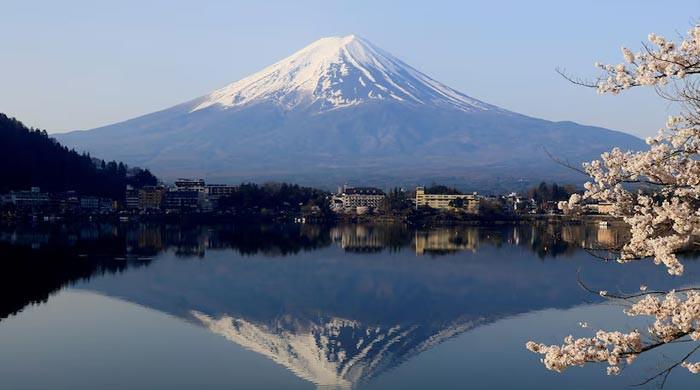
<box><xmin>0</xmin><ymin>113</ymin><xmax>157</xmax><ymax>198</ymax></box>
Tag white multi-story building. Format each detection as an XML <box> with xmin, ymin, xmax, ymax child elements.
<box><xmin>332</xmin><ymin>186</ymin><xmax>385</xmax><ymax>213</ymax></box>
<box><xmin>175</xmin><ymin>178</ymin><xmax>206</xmax><ymax>192</ymax></box>
<box><xmin>415</xmin><ymin>186</ymin><xmax>479</xmax><ymax>213</ymax></box>
<box><xmin>8</xmin><ymin>187</ymin><xmax>51</xmax><ymax>209</ymax></box>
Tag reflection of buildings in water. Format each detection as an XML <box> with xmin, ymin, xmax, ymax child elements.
<box><xmin>0</xmin><ymin>222</ymin><xmax>632</xmax><ymax>260</ymax></box>
<box><xmin>126</xmin><ymin>224</ymin><xmax>202</xmax><ymax>256</ymax></box>
<box><xmin>192</xmin><ymin>312</ymin><xmax>478</xmax><ymax>389</ymax></box>
<box><xmin>508</xmin><ymin>226</ymin><xmax>521</xmax><ymax>246</ymax></box>
<box><xmin>560</xmin><ymin>224</ymin><xmax>587</xmax><ymax>247</ymax></box>
<box><xmin>162</xmin><ymin>226</ymin><xmax>207</xmax><ymax>257</ymax></box>
<box><xmin>560</xmin><ymin>223</ymin><xmax>628</xmax><ymax>250</ymax></box>
<box><xmin>596</xmin><ymin>226</ymin><xmax>626</xmax><ymax>249</ymax></box>
<box><xmin>413</xmin><ymin>228</ymin><xmax>479</xmax><ymax>255</ymax></box>
<box><xmin>135</xmin><ymin>225</ymin><xmax>164</xmax><ymax>251</ymax></box>
<box><xmin>0</xmin><ymin>231</ymin><xmax>50</xmax><ymax>248</ymax></box>
<box><xmin>330</xmin><ymin>225</ymin><xmax>388</xmax><ymax>252</ymax></box>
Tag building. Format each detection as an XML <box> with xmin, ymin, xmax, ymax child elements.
<box><xmin>415</xmin><ymin>187</ymin><xmax>479</xmax><ymax>213</ymax></box>
<box><xmin>79</xmin><ymin>196</ymin><xmax>100</xmax><ymax>210</ymax></box>
<box><xmin>504</xmin><ymin>193</ymin><xmax>536</xmax><ymax>214</ymax></box>
<box><xmin>587</xmin><ymin>202</ymin><xmax>615</xmax><ymax>215</ymax></box>
<box><xmin>138</xmin><ymin>186</ymin><xmax>165</xmax><ymax>211</ymax></box>
<box><xmin>8</xmin><ymin>187</ymin><xmax>51</xmax><ymax>210</ymax></box>
<box><xmin>175</xmin><ymin>178</ymin><xmax>206</xmax><ymax>192</ymax></box>
<box><xmin>99</xmin><ymin>198</ymin><xmax>116</xmax><ymax>213</ymax></box>
<box><xmin>56</xmin><ymin>191</ymin><xmax>80</xmax><ymax>214</ymax></box>
<box><xmin>163</xmin><ymin>189</ymin><xmax>201</xmax><ymax>212</ymax></box>
<box><xmin>125</xmin><ymin>185</ymin><xmax>140</xmax><ymax>210</ymax></box>
<box><xmin>332</xmin><ymin>186</ymin><xmax>385</xmax><ymax>213</ymax></box>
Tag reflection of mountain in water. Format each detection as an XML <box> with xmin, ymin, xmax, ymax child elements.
<box><xmin>193</xmin><ymin>313</ymin><xmax>479</xmax><ymax>388</ymax></box>
<box><xmin>3</xmin><ymin>221</ymin><xmax>695</xmax><ymax>388</ymax></box>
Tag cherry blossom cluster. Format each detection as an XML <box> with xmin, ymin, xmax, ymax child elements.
<box><xmin>559</xmin><ymin>26</ymin><xmax>700</xmax><ymax>276</ymax></box>
<box><xmin>528</xmin><ymin>290</ymin><xmax>700</xmax><ymax>375</ymax></box>
<box><xmin>533</xmin><ymin>24</ymin><xmax>700</xmax><ymax>382</ymax></box>
<box><xmin>559</xmin><ymin>128</ymin><xmax>700</xmax><ymax>275</ymax></box>
<box><xmin>627</xmin><ymin>290</ymin><xmax>700</xmax><ymax>340</ymax></box>
<box><xmin>595</xmin><ymin>26</ymin><xmax>700</xmax><ymax>94</ymax></box>
<box><xmin>526</xmin><ymin>330</ymin><xmax>641</xmax><ymax>375</ymax></box>
<box><xmin>683</xmin><ymin>361</ymin><xmax>700</xmax><ymax>374</ymax></box>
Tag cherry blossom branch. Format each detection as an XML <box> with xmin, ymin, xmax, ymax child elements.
<box><xmin>529</xmin><ymin>22</ymin><xmax>700</xmax><ymax>385</ymax></box>
<box><xmin>576</xmin><ymin>270</ymin><xmax>700</xmax><ymax>301</ymax></box>
<box><xmin>632</xmin><ymin>343</ymin><xmax>700</xmax><ymax>388</ymax></box>
<box><xmin>555</xmin><ymin>67</ymin><xmax>599</xmax><ymax>88</ymax></box>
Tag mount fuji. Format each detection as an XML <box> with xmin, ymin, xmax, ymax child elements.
<box><xmin>58</xmin><ymin>35</ymin><xmax>644</xmax><ymax>190</ymax></box>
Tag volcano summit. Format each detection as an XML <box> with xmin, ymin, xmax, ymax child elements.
<box><xmin>58</xmin><ymin>35</ymin><xmax>644</xmax><ymax>189</ymax></box>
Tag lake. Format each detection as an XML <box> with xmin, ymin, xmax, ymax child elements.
<box><xmin>1</xmin><ymin>222</ymin><xmax>699</xmax><ymax>389</ymax></box>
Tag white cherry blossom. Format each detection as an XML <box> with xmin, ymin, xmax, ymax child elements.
<box><xmin>559</xmin><ymin>25</ymin><xmax>700</xmax><ymax>276</ymax></box>
<box><xmin>532</xmin><ymin>24</ymin><xmax>700</xmax><ymax>381</ymax></box>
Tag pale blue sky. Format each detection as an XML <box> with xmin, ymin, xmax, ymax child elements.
<box><xmin>1</xmin><ymin>0</ymin><xmax>697</xmax><ymax>137</ymax></box>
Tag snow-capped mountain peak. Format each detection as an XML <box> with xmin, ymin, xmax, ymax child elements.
<box><xmin>58</xmin><ymin>34</ymin><xmax>645</xmax><ymax>187</ymax></box>
<box><xmin>191</xmin><ymin>34</ymin><xmax>493</xmax><ymax>113</ymax></box>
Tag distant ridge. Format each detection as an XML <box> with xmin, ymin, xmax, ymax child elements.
<box><xmin>58</xmin><ymin>35</ymin><xmax>645</xmax><ymax>190</ymax></box>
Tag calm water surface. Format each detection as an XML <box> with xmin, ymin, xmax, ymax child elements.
<box><xmin>1</xmin><ymin>222</ymin><xmax>699</xmax><ymax>389</ymax></box>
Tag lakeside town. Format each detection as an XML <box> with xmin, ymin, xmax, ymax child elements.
<box><xmin>0</xmin><ymin>178</ymin><xmax>615</xmax><ymax>224</ymax></box>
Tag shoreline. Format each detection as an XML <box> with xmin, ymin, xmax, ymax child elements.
<box><xmin>0</xmin><ymin>211</ymin><xmax>625</xmax><ymax>229</ymax></box>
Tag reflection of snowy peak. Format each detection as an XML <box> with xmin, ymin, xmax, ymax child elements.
<box><xmin>192</xmin><ymin>311</ymin><xmax>479</xmax><ymax>388</ymax></box>
<box><xmin>192</xmin><ymin>35</ymin><xmax>494</xmax><ymax>113</ymax></box>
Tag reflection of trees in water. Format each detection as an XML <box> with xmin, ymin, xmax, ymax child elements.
<box><xmin>209</xmin><ymin>223</ymin><xmax>331</xmax><ymax>256</ymax></box>
<box><xmin>0</xmin><ymin>223</ymin><xmax>336</xmax><ymax>321</ymax></box>
<box><xmin>0</xmin><ymin>221</ymin><xmax>632</xmax><ymax>262</ymax></box>
<box><xmin>0</xmin><ymin>221</ymin><xmax>632</xmax><ymax>322</ymax></box>
<box><xmin>137</xmin><ymin>224</ymin><xmax>333</xmax><ymax>258</ymax></box>
<box><xmin>519</xmin><ymin>222</ymin><xmax>630</xmax><ymax>259</ymax></box>
<box><xmin>0</xmin><ymin>227</ymin><xmax>149</xmax><ymax>321</ymax></box>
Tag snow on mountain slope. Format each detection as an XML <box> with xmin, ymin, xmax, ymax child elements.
<box><xmin>191</xmin><ymin>35</ymin><xmax>495</xmax><ymax>113</ymax></box>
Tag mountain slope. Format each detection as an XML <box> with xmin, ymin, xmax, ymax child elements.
<box><xmin>58</xmin><ymin>35</ymin><xmax>645</xmax><ymax>190</ymax></box>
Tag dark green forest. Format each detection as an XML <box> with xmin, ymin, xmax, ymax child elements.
<box><xmin>0</xmin><ymin>113</ymin><xmax>157</xmax><ymax>198</ymax></box>
<box><xmin>525</xmin><ymin>182</ymin><xmax>577</xmax><ymax>203</ymax></box>
<box><xmin>218</xmin><ymin>182</ymin><xmax>330</xmax><ymax>214</ymax></box>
